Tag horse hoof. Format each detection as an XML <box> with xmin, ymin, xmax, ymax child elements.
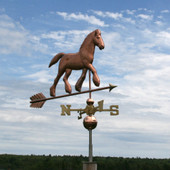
<box><xmin>93</xmin><ymin>74</ymin><xmax>100</xmax><ymax>87</ymax></box>
<box><xmin>75</xmin><ymin>85</ymin><xmax>81</xmax><ymax>92</ymax></box>
<box><xmin>66</xmin><ymin>89</ymin><xmax>72</xmax><ymax>94</ymax></box>
<box><xmin>65</xmin><ymin>86</ymin><xmax>72</xmax><ymax>94</ymax></box>
<box><xmin>50</xmin><ymin>86</ymin><xmax>56</xmax><ymax>97</ymax></box>
<box><xmin>93</xmin><ymin>78</ymin><xmax>100</xmax><ymax>87</ymax></box>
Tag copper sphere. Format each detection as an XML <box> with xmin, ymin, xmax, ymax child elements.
<box><xmin>83</xmin><ymin>115</ymin><xmax>97</xmax><ymax>130</ymax></box>
<box><xmin>86</xmin><ymin>98</ymin><xmax>94</xmax><ymax>105</ymax></box>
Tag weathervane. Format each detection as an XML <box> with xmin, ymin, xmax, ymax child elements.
<box><xmin>30</xmin><ymin>29</ymin><xmax>119</xmax><ymax>170</ymax></box>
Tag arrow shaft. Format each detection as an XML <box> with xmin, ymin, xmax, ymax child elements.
<box><xmin>30</xmin><ymin>86</ymin><xmax>112</xmax><ymax>104</ymax></box>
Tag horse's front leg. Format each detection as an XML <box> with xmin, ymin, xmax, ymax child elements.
<box><xmin>85</xmin><ymin>64</ymin><xmax>100</xmax><ymax>87</ymax></box>
<box><xmin>63</xmin><ymin>69</ymin><xmax>72</xmax><ymax>93</ymax></box>
<box><xmin>75</xmin><ymin>68</ymin><xmax>87</xmax><ymax>92</ymax></box>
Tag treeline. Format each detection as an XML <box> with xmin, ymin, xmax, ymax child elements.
<box><xmin>0</xmin><ymin>154</ymin><xmax>170</xmax><ymax>170</ymax></box>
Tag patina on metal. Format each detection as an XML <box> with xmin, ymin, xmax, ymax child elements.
<box><xmin>48</xmin><ymin>29</ymin><xmax>104</xmax><ymax>97</ymax></box>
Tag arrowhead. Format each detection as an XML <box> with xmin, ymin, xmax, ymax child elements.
<box><xmin>109</xmin><ymin>84</ymin><xmax>117</xmax><ymax>92</ymax></box>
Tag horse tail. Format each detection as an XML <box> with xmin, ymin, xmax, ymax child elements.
<box><xmin>49</xmin><ymin>53</ymin><xmax>65</xmax><ymax>67</ymax></box>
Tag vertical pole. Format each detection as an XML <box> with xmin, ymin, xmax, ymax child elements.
<box><xmin>89</xmin><ymin>70</ymin><xmax>93</xmax><ymax>162</ymax></box>
<box><xmin>89</xmin><ymin>129</ymin><xmax>93</xmax><ymax>162</ymax></box>
<box><xmin>83</xmin><ymin>128</ymin><xmax>97</xmax><ymax>169</ymax></box>
<box><xmin>82</xmin><ymin>70</ymin><xmax>97</xmax><ymax>169</ymax></box>
<box><xmin>89</xmin><ymin>70</ymin><xmax>92</xmax><ymax>99</ymax></box>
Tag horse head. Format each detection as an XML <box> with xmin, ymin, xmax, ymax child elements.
<box><xmin>93</xmin><ymin>29</ymin><xmax>105</xmax><ymax>50</ymax></box>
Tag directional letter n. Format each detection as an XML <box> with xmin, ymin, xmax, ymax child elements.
<box><xmin>60</xmin><ymin>105</ymin><xmax>71</xmax><ymax>116</ymax></box>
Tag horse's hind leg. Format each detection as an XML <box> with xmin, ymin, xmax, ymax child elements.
<box><xmin>75</xmin><ymin>68</ymin><xmax>87</xmax><ymax>92</ymax></box>
<box><xmin>63</xmin><ymin>69</ymin><xmax>72</xmax><ymax>93</ymax></box>
<box><xmin>50</xmin><ymin>70</ymin><xmax>65</xmax><ymax>97</ymax></box>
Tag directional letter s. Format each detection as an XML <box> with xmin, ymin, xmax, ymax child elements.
<box><xmin>110</xmin><ymin>105</ymin><xmax>119</xmax><ymax>115</ymax></box>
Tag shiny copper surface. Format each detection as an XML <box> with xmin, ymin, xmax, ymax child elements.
<box><xmin>83</xmin><ymin>116</ymin><xmax>97</xmax><ymax>130</ymax></box>
<box><xmin>49</xmin><ymin>29</ymin><xmax>105</xmax><ymax>97</ymax></box>
<box><xmin>86</xmin><ymin>98</ymin><xmax>94</xmax><ymax>105</ymax></box>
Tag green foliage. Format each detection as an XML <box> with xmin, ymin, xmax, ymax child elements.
<box><xmin>0</xmin><ymin>154</ymin><xmax>170</xmax><ymax>170</ymax></box>
<box><xmin>95</xmin><ymin>157</ymin><xmax>170</xmax><ymax>170</ymax></box>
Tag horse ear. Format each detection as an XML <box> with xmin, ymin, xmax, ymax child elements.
<box><xmin>95</xmin><ymin>29</ymin><xmax>100</xmax><ymax>36</ymax></box>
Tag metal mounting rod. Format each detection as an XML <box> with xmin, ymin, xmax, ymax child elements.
<box><xmin>89</xmin><ymin>70</ymin><xmax>92</xmax><ymax>99</ymax></box>
<box><xmin>89</xmin><ymin>129</ymin><xmax>93</xmax><ymax>162</ymax></box>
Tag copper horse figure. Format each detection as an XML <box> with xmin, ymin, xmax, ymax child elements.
<box><xmin>49</xmin><ymin>29</ymin><xmax>105</xmax><ymax>97</ymax></box>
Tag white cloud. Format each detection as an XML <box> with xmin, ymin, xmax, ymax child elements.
<box><xmin>57</xmin><ymin>12</ymin><xmax>107</xmax><ymax>27</ymax></box>
<box><xmin>93</xmin><ymin>10</ymin><xmax>123</xmax><ymax>20</ymax></box>
<box><xmin>137</xmin><ymin>14</ymin><xmax>153</xmax><ymax>20</ymax></box>
<box><xmin>154</xmin><ymin>20</ymin><xmax>163</xmax><ymax>26</ymax></box>
<box><xmin>123</xmin><ymin>17</ymin><xmax>135</xmax><ymax>24</ymax></box>
<box><xmin>1</xmin><ymin>98</ymin><xmax>29</xmax><ymax>109</ymax></box>
<box><xmin>0</xmin><ymin>14</ymin><xmax>48</xmax><ymax>56</ymax></box>
<box><xmin>0</xmin><ymin>110</ymin><xmax>49</xmax><ymax>123</ymax></box>
<box><xmin>0</xmin><ymin>15</ymin><xmax>28</xmax><ymax>54</ymax></box>
<box><xmin>156</xmin><ymin>31</ymin><xmax>170</xmax><ymax>45</ymax></box>
<box><xmin>138</xmin><ymin>8</ymin><xmax>152</xmax><ymax>12</ymax></box>
<box><xmin>0</xmin><ymin>14</ymin><xmax>15</xmax><ymax>28</ymax></box>
<box><xmin>105</xmin><ymin>11</ymin><xmax>123</xmax><ymax>19</ymax></box>
<box><xmin>41</xmin><ymin>29</ymin><xmax>90</xmax><ymax>42</ymax></box>
<box><xmin>139</xmin><ymin>29</ymin><xmax>170</xmax><ymax>50</ymax></box>
<box><xmin>25</xmin><ymin>70</ymin><xmax>52</xmax><ymax>83</ymax></box>
<box><xmin>92</xmin><ymin>10</ymin><xmax>136</xmax><ymax>25</ymax></box>
<box><xmin>41</xmin><ymin>29</ymin><xmax>94</xmax><ymax>51</ymax></box>
<box><xmin>161</xmin><ymin>10</ymin><xmax>169</xmax><ymax>13</ymax></box>
<box><xmin>123</xmin><ymin>63</ymin><xmax>170</xmax><ymax>107</ymax></box>
<box><xmin>125</xmin><ymin>9</ymin><xmax>136</xmax><ymax>15</ymax></box>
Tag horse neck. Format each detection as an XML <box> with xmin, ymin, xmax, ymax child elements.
<box><xmin>79</xmin><ymin>34</ymin><xmax>95</xmax><ymax>56</ymax></box>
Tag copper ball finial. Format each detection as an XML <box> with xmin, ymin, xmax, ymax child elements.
<box><xmin>86</xmin><ymin>98</ymin><xmax>94</xmax><ymax>105</ymax></box>
<box><xmin>83</xmin><ymin>115</ymin><xmax>97</xmax><ymax>130</ymax></box>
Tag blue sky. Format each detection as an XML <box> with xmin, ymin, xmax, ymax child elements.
<box><xmin>0</xmin><ymin>0</ymin><xmax>170</xmax><ymax>158</ymax></box>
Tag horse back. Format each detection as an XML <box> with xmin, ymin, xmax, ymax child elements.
<box><xmin>59</xmin><ymin>52</ymin><xmax>84</xmax><ymax>70</ymax></box>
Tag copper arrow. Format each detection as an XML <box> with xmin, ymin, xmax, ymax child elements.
<box><xmin>30</xmin><ymin>84</ymin><xmax>117</xmax><ymax>108</ymax></box>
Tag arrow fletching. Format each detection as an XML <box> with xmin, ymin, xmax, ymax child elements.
<box><xmin>30</xmin><ymin>93</ymin><xmax>46</xmax><ymax>108</ymax></box>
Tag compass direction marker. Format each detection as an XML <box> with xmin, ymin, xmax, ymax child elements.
<box><xmin>60</xmin><ymin>100</ymin><xmax>119</xmax><ymax>119</ymax></box>
<box><xmin>30</xmin><ymin>84</ymin><xmax>117</xmax><ymax>108</ymax></box>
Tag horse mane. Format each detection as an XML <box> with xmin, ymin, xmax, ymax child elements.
<box><xmin>79</xmin><ymin>30</ymin><xmax>95</xmax><ymax>52</ymax></box>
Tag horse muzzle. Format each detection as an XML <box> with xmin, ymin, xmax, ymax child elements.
<box><xmin>99</xmin><ymin>45</ymin><xmax>105</xmax><ymax>50</ymax></box>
